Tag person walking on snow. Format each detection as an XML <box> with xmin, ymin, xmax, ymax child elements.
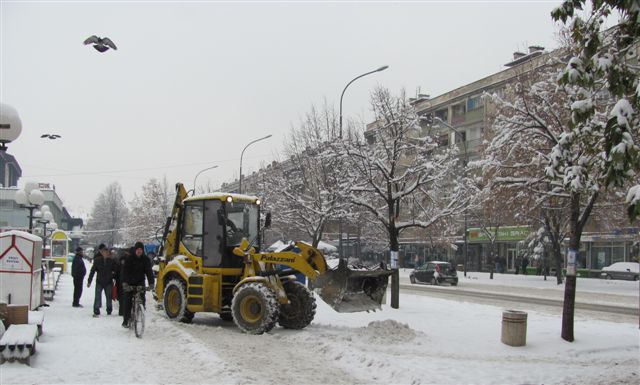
<box><xmin>87</xmin><ymin>244</ymin><xmax>118</xmax><ymax>317</ymax></box>
<box><xmin>71</xmin><ymin>247</ymin><xmax>86</xmax><ymax>307</ymax></box>
<box><xmin>121</xmin><ymin>242</ymin><xmax>154</xmax><ymax>328</ymax></box>
<box><xmin>521</xmin><ymin>256</ymin><xmax>529</xmax><ymax>276</ymax></box>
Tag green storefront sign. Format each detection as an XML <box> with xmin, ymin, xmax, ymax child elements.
<box><xmin>468</xmin><ymin>226</ymin><xmax>531</xmax><ymax>242</ymax></box>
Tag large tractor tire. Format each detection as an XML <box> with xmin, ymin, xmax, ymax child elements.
<box><xmin>163</xmin><ymin>279</ymin><xmax>194</xmax><ymax>323</ymax></box>
<box><xmin>278</xmin><ymin>281</ymin><xmax>316</xmax><ymax>329</ymax></box>
<box><xmin>232</xmin><ymin>282</ymin><xmax>279</xmax><ymax>334</ymax></box>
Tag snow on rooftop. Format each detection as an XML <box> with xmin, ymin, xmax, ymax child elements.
<box><xmin>0</xmin><ymin>230</ymin><xmax>43</xmax><ymax>242</ymax></box>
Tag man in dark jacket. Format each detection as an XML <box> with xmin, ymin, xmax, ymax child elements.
<box><xmin>87</xmin><ymin>244</ymin><xmax>118</xmax><ymax>316</ymax></box>
<box><xmin>121</xmin><ymin>241</ymin><xmax>155</xmax><ymax>328</ymax></box>
<box><xmin>71</xmin><ymin>247</ymin><xmax>86</xmax><ymax>307</ymax></box>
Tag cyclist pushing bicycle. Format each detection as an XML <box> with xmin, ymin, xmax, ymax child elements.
<box><xmin>121</xmin><ymin>242</ymin><xmax>155</xmax><ymax>329</ymax></box>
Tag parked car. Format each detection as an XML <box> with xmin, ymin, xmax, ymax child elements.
<box><xmin>600</xmin><ymin>262</ymin><xmax>639</xmax><ymax>281</ymax></box>
<box><xmin>410</xmin><ymin>261</ymin><xmax>458</xmax><ymax>286</ymax></box>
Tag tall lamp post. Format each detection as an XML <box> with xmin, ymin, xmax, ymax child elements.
<box><xmin>193</xmin><ymin>165</ymin><xmax>219</xmax><ymax>194</ymax></box>
<box><xmin>34</xmin><ymin>206</ymin><xmax>56</xmax><ymax>258</ymax></box>
<box><xmin>339</xmin><ymin>65</ymin><xmax>389</xmax><ymax>139</ymax></box>
<box><xmin>435</xmin><ymin>117</ymin><xmax>469</xmax><ymax>277</ymax></box>
<box><xmin>239</xmin><ymin>134</ymin><xmax>272</xmax><ymax>194</ymax></box>
<box><xmin>15</xmin><ymin>182</ymin><xmax>45</xmax><ymax>233</ymax></box>
<box><xmin>337</xmin><ymin>65</ymin><xmax>389</xmax><ymax>259</ymax></box>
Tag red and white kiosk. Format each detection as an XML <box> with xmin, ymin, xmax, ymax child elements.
<box><xmin>0</xmin><ymin>230</ymin><xmax>43</xmax><ymax>310</ymax></box>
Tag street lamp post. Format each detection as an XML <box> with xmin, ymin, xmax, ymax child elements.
<box><xmin>35</xmin><ymin>206</ymin><xmax>55</xmax><ymax>259</ymax></box>
<box><xmin>193</xmin><ymin>165</ymin><xmax>219</xmax><ymax>194</ymax></box>
<box><xmin>339</xmin><ymin>65</ymin><xmax>389</xmax><ymax>139</ymax></box>
<box><xmin>239</xmin><ymin>134</ymin><xmax>272</xmax><ymax>194</ymax></box>
<box><xmin>434</xmin><ymin>117</ymin><xmax>469</xmax><ymax>277</ymax></box>
<box><xmin>14</xmin><ymin>182</ymin><xmax>45</xmax><ymax>233</ymax></box>
<box><xmin>337</xmin><ymin>65</ymin><xmax>389</xmax><ymax>259</ymax></box>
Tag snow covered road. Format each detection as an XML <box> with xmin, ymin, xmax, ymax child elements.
<box><xmin>2</xmin><ymin>270</ymin><xmax>638</xmax><ymax>385</ymax></box>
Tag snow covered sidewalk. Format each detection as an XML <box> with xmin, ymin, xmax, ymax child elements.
<box><xmin>2</xmin><ymin>271</ymin><xmax>638</xmax><ymax>385</ymax></box>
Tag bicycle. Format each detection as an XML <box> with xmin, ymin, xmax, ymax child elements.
<box><xmin>124</xmin><ymin>284</ymin><xmax>149</xmax><ymax>338</ymax></box>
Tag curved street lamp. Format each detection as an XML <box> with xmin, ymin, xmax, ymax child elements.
<box><xmin>337</xmin><ymin>65</ymin><xmax>389</xmax><ymax>259</ymax></box>
<box><xmin>239</xmin><ymin>134</ymin><xmax>272</xmax><ymax>194</ymax></box>
<box><xmin>434</xmin><ymin>116</ymin><xmax>469</xmax><ymax>277</ymax></box>
<box><xmin>193</xmin><ymin>165</ymin><xmax>219</xmax><ymax>194</ymax></box>
<box><xmin>339</xmin><ymin>65</ymin><xmax>389</xmax><ymax>139</ymax></box>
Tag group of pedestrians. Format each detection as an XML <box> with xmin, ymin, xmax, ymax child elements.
<box><xmin>70</xmin><ymin>241</ymin><xmax>155</xmax><ymax>328</ymax></box>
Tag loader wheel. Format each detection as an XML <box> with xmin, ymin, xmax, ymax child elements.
<box><xmin>163</xmin><ymin>279</ymin><xmax>194</xmax><ymax>323</ymax></box>
<box><xmin>232</xmin><ymin>282</ymin><xmax>279</xmax><ymax>334</ymax></box>
<box><xmin>279</xmin><ymin>281</ymin><xmax>316</xmax><ymax>329</ymax></box>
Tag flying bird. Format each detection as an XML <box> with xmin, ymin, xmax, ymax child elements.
<box><xmin>83</xmin><ymin>35</ymin><xmax>117</xmax><ymax>53</ymax></box>
<box><xmin>41</xmin><ymin>134</ymin><xmax>62</xmax><ymax>140</ymax></box>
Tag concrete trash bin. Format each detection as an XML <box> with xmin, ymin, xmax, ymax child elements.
<box><xmin>501</xmin><ymin>310</ymin><xmax>527</xmax><ymax>346</ymax></box>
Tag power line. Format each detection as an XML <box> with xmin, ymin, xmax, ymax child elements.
<box><xmin>21</xmin><ymin>153</ymin><xmax>274</xmax><ymax>178</ymax></box>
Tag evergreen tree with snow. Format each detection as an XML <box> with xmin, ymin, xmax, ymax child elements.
<box><xmin>551</xmin><ymin>0</ymin><xmax>639</xmax><ymax>341</ymax></box>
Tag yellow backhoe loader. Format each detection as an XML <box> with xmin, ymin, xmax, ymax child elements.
<box><xmin>154</xmin><ymin>183</ymin><xmax>394</xmax><ymax>334</ymax></box>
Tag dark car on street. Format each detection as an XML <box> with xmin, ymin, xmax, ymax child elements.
<box><xmin>410</xmin><ymin>261</ymin><xmax>458</xmax><ymax>286</ymax></box>
<box><xmin>600</xmin><ymin>262</ymin><xmax>639</xmax><ymax>281</ymax></box>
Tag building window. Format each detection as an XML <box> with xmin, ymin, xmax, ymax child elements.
<box><xmin>365</xmin><ymin>131</ymin><xmax>376</xmax><ymax>145</ymax></box>
<box><xmin>435</xmin><ymin>109</ymin><xmax>448</xmax><ymax>123</ymax></box>
<box><xmin>467</xmin><ymin>95</ymin><xmax>483</xmax><ymax>111</ymax></box>
<box><xmin>454</xmin><ymin>131</ymin><xmax>466</xmax><ymax>143</ymax></box>
<box><xmin>451</xmin><ymin>104</ymin><xmax>466</xmax><ymax>124</ymax></box>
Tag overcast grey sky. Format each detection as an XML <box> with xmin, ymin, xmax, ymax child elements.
<box><xmin>1</xmin><ymin>0</ymin><xmax>561</xmax><ymax>217</ymax></box>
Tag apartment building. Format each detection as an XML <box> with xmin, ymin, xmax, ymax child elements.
<box><xmin>402</xmin><ymin>47</ymin><xmax>637</xmax><ymax>272</ymax></box>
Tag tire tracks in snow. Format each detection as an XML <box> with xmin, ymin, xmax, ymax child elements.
<box><xmin>171</xmin><ymin>314</ymin><xmax>362</xmax><ymax>384</ymax></box>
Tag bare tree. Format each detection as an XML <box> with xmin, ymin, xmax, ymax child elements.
<box><xmin>126</xmin><ymin>177</ymin><xmax>173</xmax><ymax>244</ymax></box>
<box><xmin>339</xmin><ymin>87</ymin><xmax>468</xmax><ymax>267</ymax></box>
<box><xmin>86</xmin><ymin>181</ymin><xmax>129</xmax><ymax>247</ymax></box>
<box><xmin>263</xmin><ymin>103</ymin><xmax>348</xmax><ymax>248</ymax></box>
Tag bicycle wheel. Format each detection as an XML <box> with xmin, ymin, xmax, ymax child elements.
<box><xmin>134</xmin><ymin>301</ymin><xmax>145</xmax><ymax>338</ymax></box>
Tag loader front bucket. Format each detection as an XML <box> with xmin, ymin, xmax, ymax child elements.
<box><xmin>314</xmin><ymin>259</ymin><xmax>393</xmax><ymax>313</ymax></box>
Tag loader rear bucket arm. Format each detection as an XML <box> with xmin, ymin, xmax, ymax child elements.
<box><xmin>314</xmin><ymin>258</ymin><xmax>393</xmax><ymax>313</ymax></box>
<box><xmin>161</xmin><ymin>182</ymin><xmax>189</xmax><ymax>258</ymax></box>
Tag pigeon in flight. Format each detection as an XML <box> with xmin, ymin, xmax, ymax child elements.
<box><xmin>41</xmin><ymin>134</ymin><xmax>62</xmax><ymax>140</ymax></box>
<box><xmin>83</xmin><ymin>35</ymin><xmax>117</xmax><ymax>53</ymax></box>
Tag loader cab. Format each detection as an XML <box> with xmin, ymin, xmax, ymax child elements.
<box><xmin>180</xmin><ymin>194</ymin><xmax>261</xmax><ymax>269</ymax></box>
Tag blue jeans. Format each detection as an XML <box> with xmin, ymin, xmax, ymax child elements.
<box><xmin>93</xmin><ymin>282</ymin><xmax>113</xmax><ymax>315</ymax></box>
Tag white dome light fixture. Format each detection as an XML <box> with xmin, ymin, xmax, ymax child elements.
<box><xmin>0</xmin><ymin>103</ymin><xmax>22</xmax><ymax>151</ymax></box>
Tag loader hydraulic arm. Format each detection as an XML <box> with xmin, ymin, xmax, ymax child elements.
<box><xmin>254</xmin><ymin>241</ymin><xmax>328</xmax><ymax>280</ymax></box>
<box><xmin>161</xmin><ymin>182</ymin><xmax>189</xmax><ymax>258</ymax></box>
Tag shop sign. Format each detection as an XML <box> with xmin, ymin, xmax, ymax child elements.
<box><xmin>468</xmin><ymin>226</ymin><xmax>532</xmax><ymax>242</ymax></box>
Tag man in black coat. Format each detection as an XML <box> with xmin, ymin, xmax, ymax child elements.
<box><xmin>87</xmin><ymin>244</ymin><xmax>118</xmax><ymax>316</ymax></box>
<box><xmin>121</xmin><ymin>242</ymin><xmax>155</xmax><ymax>328</ymax></box>
<box><xmin>71</xmin><ymin>247</ymin><xmax>86</xmax><ymax>307</ymax></box>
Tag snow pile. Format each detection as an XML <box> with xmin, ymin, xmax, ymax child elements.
<box><xmin>360</xmin><ymin>319</ymin><xmax>419</xmax><ymax>344</ymax></box>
